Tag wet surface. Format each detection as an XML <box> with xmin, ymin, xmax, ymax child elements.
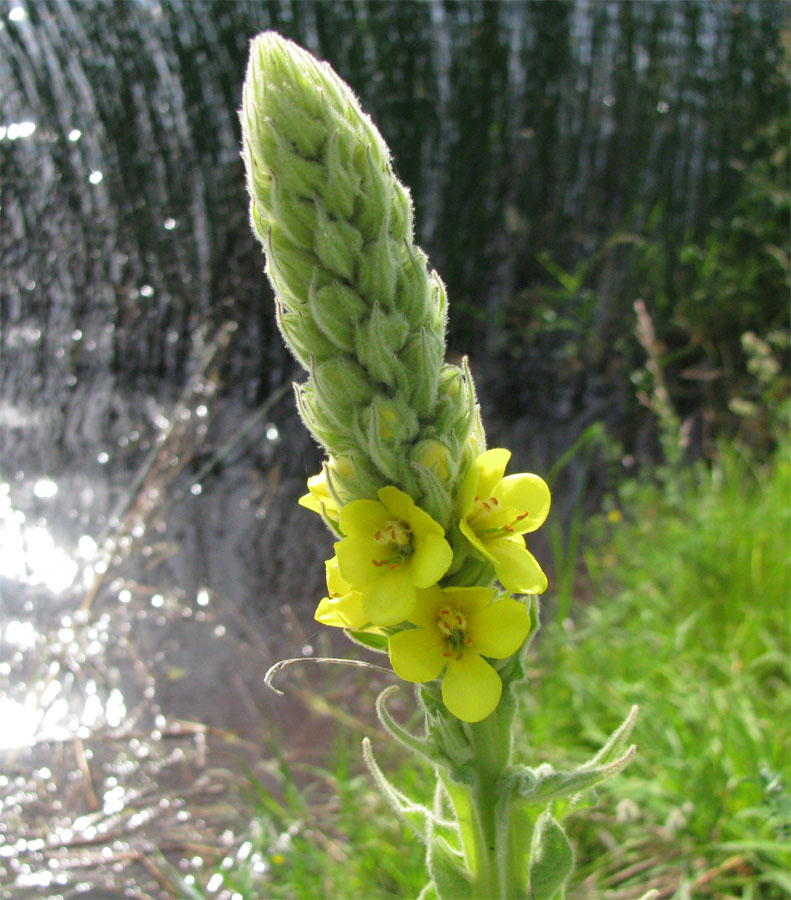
<box><xmin>0</xmin><ymin>324</ymin><xmax>345</xmax><ymax>898</ymax></box>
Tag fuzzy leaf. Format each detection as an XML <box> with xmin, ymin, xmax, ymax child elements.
<box><xmin>344</xmin><ymin>628</ymin><xmax>389</xmax><ymax>653</ymax></box>
<box><xmin>362</xmin><ymin>736</ymin><xmax>433</xmax><ymax>844</ymax></box>
<box><xmin>427</xmin><ymin>835</ymin><xmax>472</xmax><ymax>900</ymax></box>
<box><xmin>514</xmin><ymin>742</ymin><xmax>636</xmax><ymax>807</ymax></box>
<box><xmin>528</xmin><ymin>811</ymin><xmax>574</xmax><ymax>900</ymax></box>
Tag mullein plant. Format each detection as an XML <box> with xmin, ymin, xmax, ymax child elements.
<box><xmin>241</xmin><ymin>32</ymin><xmax>643</xmax><ymax>900</ymax></box>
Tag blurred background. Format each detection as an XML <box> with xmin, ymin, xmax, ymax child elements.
<box><xmin>1</xmin><ymin>2</ymin><xmax>788</xmax><ymax>898</ymax></box>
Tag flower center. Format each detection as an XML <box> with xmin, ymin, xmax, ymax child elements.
<box><xmin>469</xmin><ymin>495</ymin><xmax>529</xmax><ymax>535</ymax></box>
<box><xmin>372</xmin><ymin>519</ymin><xmax>413</xmax><ymax>570</ymax></box>
<box><xmin>438</xmin><ymin>606</ymin><xmax>472</xmax><ymax>659</ymax></box>
<box><xmin>374</xmin><ymin>520</ymin><xmax>412</xmax><ymax>547</ymax></box>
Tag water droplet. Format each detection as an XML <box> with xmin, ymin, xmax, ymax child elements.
<box><xmin>33</xmin><ymin>479</ymin><xmax>58</xmax><ymax>499</ymax></box>
<box><xmin>163</xmin><ymin>218</ymin><xmax>177</xmax><ymax>230</ymax></box>
<box><xmin>88</xmin><ymin>171</ymin><xmax>103</xmax><ymax>185</ymax></box>
<box><xmin>190</xmin><ymin>483</ymin><xmax>202</xmax><ymax>495</ymax></box>
<box><xmin>657</xmin><ymin>100</ymin><xmax>670</xmax><ymax>114</ymax></box>
<box><xmin>68</xmin><ymin>128</ymin><xmax>82</xmax><ymax>141</ymax></box>
<box><xmin>9</xmin><ymin>6</ymin><xmax>27</xmax><ymax>21</ymax></box>
<box><xmin>140</xmin><ymin>284</ymin><xmax>154</xmax><ymax>298</ymax></box>
<box><xmin>5</xmin><ymin>121</ymin><xmax>36</xmax><ymax>139</ymax></box>
<box><xmin>206</xmin><ymin>873</ymin><xmax>224</xmax><ymax>893</ymax></box>
<box><xmin>265</xmin><ymin>424</ymin><xmax>279</xmax><ymax>441</ymax></box>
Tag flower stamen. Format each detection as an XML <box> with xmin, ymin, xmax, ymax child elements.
<box><xmin>437</xmin><ymin>605</ymin><xmax>471</xmax><ymax>658</ymax></box>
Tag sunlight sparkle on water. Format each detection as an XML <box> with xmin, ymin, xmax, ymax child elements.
<box><xmin>33</xmin><ymin>478</ymin><xmax>58</xmax><ymax>499</ymax></box>
<box><xmin>2</xmin><ymin>121</ymin><xmax>36</xmax><ymax>141</ymax></box>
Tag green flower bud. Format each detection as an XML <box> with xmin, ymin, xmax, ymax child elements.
<box><xmin>311</xmin><ymin>357</ymin><xmax>376</xmax><ymax>422</ymax></box>
<box><xmin>241</xmin><ymin>33</ymin><xmax>485</xmax><ymax>520</ymax></box>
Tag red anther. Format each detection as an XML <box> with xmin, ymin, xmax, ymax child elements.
<box><xmin>374</xmin><ymin>529</ymin><xmax>382</xmax><ymax>541</ymax></box>
<box><xmin>464</xmin><ymin>638</ymin><xmax>472</xmax><ymax>645</ymax></box>
<box><xmin>389</xmin><ymin>563</ymin><xmax>398</xmax><ymax>570</ymax></box>
<box><xmin>372</xmin><ymin>558</ymin><xmax>385</xmax><ymax>567</ymax></box>
<box><xmin>504</xmin><ymin>523</ymin><xmax>514</xmax><ymax>532</ymax></box>
<box><xmin>516</xmin><ymin>510</ymin><xmax>529</xmax><ymax>521</ymax></box>
<box><xmin>455</xmin><ymin>613</ymin><xmax>463</xmax><ymax>625</ymax></box>
<box><xmin>443</xmin><ymin>650</ymin><xmax>452</xmax><ymax>658</ymax></box>
<box><xmin>455</xmin><ymin>652</ymin><xmax>464</xmax><ymax>661</ymax></box>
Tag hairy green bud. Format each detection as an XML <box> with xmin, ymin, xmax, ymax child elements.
<box><xmin>241</xmin><ymin>32</ymin><xmax>482</xmax><ymax>524</ymax></box>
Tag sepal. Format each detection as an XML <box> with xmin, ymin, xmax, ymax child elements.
<box><xmin>356</xmin><ymin>220</ymin><xmax>399</xmax><ymax>306</ymax></box>
<box><xmin>344</xmin><ymin>628</ymin><xmax>389</xmax><ymax>653</ymax></box>
<box><xmin>307</xmin><ymin>279</ymin><xmax>369</xmax><ymax>352</ymax></box>
<box><xmin>313</xmin><ymin>201</ymin><xmax>363</xmax><ymax>281</ymax></box>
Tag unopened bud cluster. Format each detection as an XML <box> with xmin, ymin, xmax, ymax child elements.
<box><xmin>241</xmin><ymin>32</ymin><xmax>483</xmax><ymax>526</ymax></box>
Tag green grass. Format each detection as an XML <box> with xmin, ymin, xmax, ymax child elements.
<box><xmin>196</xmin><ymin>437</ymin><xmax>790</xmax><ymax>899</ymax></box>
<box><xmin>529</xmin><ymin>437</ymin><xmax>791</xmax><ymax>898</ymax></box>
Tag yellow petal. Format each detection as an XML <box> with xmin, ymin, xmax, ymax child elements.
<box><xmin>494</xmin><ymin>473</ymin><xmax>551</xmax><ymax>534</ymax></box>
<box><xmin>410</xmin><ymin>533</ymin><xmax>453</xmax><ymax>587</ymax></box>
<box><xmin>457</xmin><ymin>458</ymin><xmax>481</xmax><ymax>517</ymax></box>
<box><xmin>442</xmin><ymin>653</ymin><xmax>502</xmax><ymax>722</ymax></box>
<box><xmin>377</xmin><ymin>485</ymin><xmax>415</xmax><ymax>521</ymax></box>
<box><xmin>340</xmin><ymin>498</ymin><xmax>389</xmax><ymax>539</ymax></box>
<box><xmin>407</xmin><ymin>585</ymin><xmax>446</xmax><ymax>628</ymax></box>
<box><xmin>362</xmin><ymin>566</ymin><xmax>416</xmax><ymax>626</ymax></box>
<box><xmin>314</xmin><ymin>591</ymin><xmax>367</xmax><ymax>630</ymax></box>
<box><xmin>324</xmin><ymin>556</ymin><xmax>350</xmax><ymax>596</ymax></box>
<box><xmin>335</xmin><ymin>535</ymin><xmax>381</xmax><ymax>585</ymax></box>
<box><xmin>472</xmin><ymin>448</ymin><xmax>511</xmax><ymax>498</ymax></box>
<box><xmin>459</xmin><ymin>517</ymin><xmax>496</xmax><ymax>564</ymax></box>
<box><xmin>488</xmin><ymin>537</ymin><xmax>548</xmax><ymax>594</ymax></box>
<box><xmin>468</xmin><ymin>597</ymin><xmax>530</xmax><ymax>658</ymax></box>
<box><xmin>298</xmin><ymin>471</ymin><xmax>340</xmax><ymax>519</ymax></box>
<box><xmin>389</xmin><ymin>627</ymin><xmax>447</xmax><ymax>682</ymax></box>
<box><xmin>442</xmin><ymin>586</ymin><xmax>495</xmax><ymax>615</ymax></box>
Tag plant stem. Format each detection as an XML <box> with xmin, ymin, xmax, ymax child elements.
<box><xmin>441</xmin><ymin>692</ymin><xmax>518</xmax><ymax>899</ymax></box>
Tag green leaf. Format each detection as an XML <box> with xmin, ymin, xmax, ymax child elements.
<box><xmin>361</xmin><ymin>737</ymin><xmax>434</xmax><ymax>844</ymax></box>
<box><xmin>427</xmin><ymin>835</ymin><xmax>473</xmax><ymax>900</ymax></box>
<box><xmin>375</xmin><ymin>685</ymin><xmax>451</xmax><ymax>768</ymax></box>
<box><xmin>344</xmin><ymin>628</ymin><xmax>389</xmax><ymax>653</ymax></box>
<box><xmin>528</xmin><ymin>811</ymin><xmax>574</xmax><ymax>900</ymax></box>
<box><xmin>514</xmin><ymin>741</ymin><xmax>636</xmax><ymax>807</ymax></box>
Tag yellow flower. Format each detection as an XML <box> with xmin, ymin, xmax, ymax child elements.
<box><xmin>298</xmin><ymin>470</ymin><xmax>340</xmax><ymax>522</ymax></box>
<box><xmin>458</xmin><ymin>448</ymin><xmax>550</xmax><ymax>594</ymax></box>
<box><xmin>388</xmin><ymin>585</ymin><xmax>530</xmax><ymax>722</ymax></box>
<box><xmin>314</xmin><ymin>557</ymin><xmax>375</xmax><ymax>631</ymax></box>
<box><xmin>335</xmin><ymin>486</ymin><xmax>453</xmax><ymax>626</ymax></box>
